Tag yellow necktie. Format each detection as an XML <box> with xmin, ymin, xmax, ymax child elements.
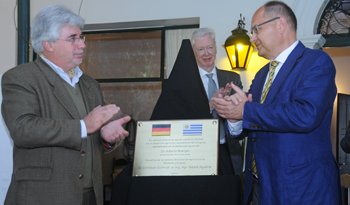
<box><xmin>260</xmin><ymin>61</ymin><xmax>279</xmax><ymax>104</ymax></box>
<box><xmin>67</xmin><ymin>68</ymin><xmax>75</xmax><ymax>79</ymax></box>
<box><xmin>252</xmin><ymin>60</ymin><xmax>279</xmax><ymax>177</ymax></box>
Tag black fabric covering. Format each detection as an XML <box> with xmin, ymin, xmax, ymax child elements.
<box><xmin>150</xmin><ymin>39</ymin><xmax>212</xmax><ymax>120</ymax></box>
<box><xmin>109</xmin><ymin>39</ymin><xmax>243</xmax><ymax>205</ymax></box>
<box><xmin>110</xmin><ymin>163</ymin><xmax>243</xmax><ymax>205</ymax></box>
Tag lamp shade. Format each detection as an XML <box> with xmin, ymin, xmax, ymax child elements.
<box><xmin>224</xmin><ymin>16</ymin><xmax>254</xmax><ymax>69</ymax></box>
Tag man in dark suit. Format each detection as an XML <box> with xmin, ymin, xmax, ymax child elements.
<box><xmin>191</xmin><ymin>28</ymin><xmax>243</xmax><ymax>176</ymax></box>
<box><xmin>2</xmin><ymin>5</ymin><xmax>130</xmax><ymax>205</ymax></box>
<box><xmin>212</xmin><ymin>1</ymin><xmax>342</xmax><ymax>204</ymax></box>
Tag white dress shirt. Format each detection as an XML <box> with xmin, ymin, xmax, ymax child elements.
<box><xmin>198</xmin><ymin>66</ymin><xmax>229</xmax><ymax>144</ymax></box>
<box><xmin>198</xmin><ymin>66</ymin><xmax>219</xmax><ymax>98</ymax></box>
<box><xmin>40</xmin><ymin>55</ymin><xmax>88</xmax><ymax>138</ymax></box>
<box><xmin>227</xmin><ymin>40</ymin><xmax>299</xmax><ymax>136</ymax></box>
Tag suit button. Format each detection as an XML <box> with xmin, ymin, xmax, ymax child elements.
<box><xmin>253</xmin><ymin>138</ymin><xmax>257</xmax><ymax>142</ymax></box>
<box><xmin>79</xmin><ymin>174</ymin><xmax>84</xmax><ymax>179</ymax></box>
<box><xmin>81</xmin><ymin>151</ymin><xmax>85</xmax><ymax>156</ymax></box>
<box><xmin>248</xmin><ymin>168</ymin><xmax>252</xmax><ymax>172</ymax></box>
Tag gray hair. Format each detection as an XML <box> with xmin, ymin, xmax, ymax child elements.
<box><xmin>31</xmin><ymin>5</ymin><xmax>85</xmax><ymax>53</ymax></box>
<box><xmin>191</xmin><ymin>27</ymin><xmax>216</xmax><ymax>47</ymax></box>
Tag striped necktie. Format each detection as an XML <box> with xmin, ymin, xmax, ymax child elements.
<box><xmin>260</xmin><ymin>61</ymin><xmax>279</xmax><ymax>104</ymax></box>
<box><xmin>252</xmin><ymin>60</ymin><xmax>279</xmax><ymax>177</ymax></box>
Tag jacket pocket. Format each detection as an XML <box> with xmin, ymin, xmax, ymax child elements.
<box><xmin>284</xmin><ymin>153</ymin><xmax>325</xmax><ymax>167</ymax></box>
<box><xmin>14</xmin><ymin>167</ymin><xmax>52</xmax><ymax>181</ymax></box>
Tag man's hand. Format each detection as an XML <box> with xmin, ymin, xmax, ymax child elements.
<box><xmin>84</xmin><ymin>104</ymin><xmax>121</xmax><ymax>134</ymax></box>
<box><xmin>209</xmin><ymin>83</ymin><xmax>232</xmax><ymax>111</ymax></box>
<box><xmin>211</xmin><ymin>83</ymin><xmax>252</xmax><ymax>121</ymax></box>
<box><xmin>209</xmin><ymin>90</ymin><xmax>223</xmax><ymax>111</ymax></box>
<box><xmin>222</xmin><ymin>82</ymin><xmax>232</xmax><ymax>97</ymax></box>
<box><xmin>101</xmin><ymin>116</ymin><xmax>131</xmax><ymax>143</ymax></box>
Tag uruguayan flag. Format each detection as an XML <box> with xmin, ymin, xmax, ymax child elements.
<box><xmin>183</xmin><ymin>124</ymin><xmax>202</xmax><ymax>135</ymax></box>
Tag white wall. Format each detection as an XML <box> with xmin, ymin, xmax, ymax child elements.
<box><xmin>0</xmin><ymin>0</ymin><xmax>344</xmax><ymax>202</ymax></box>
<box><xmin>324</xmin><ymin>47</ymin><xmax>350</xmax><ymax>157</ymax></box>
<box><xmin>27</xmin><ymin>0</ymin><xmax>324</xmax><ymax>88</ymax></box>
<box><xmin>0</xmin><ymin>74</ymin><xmax>13</xmax><ymax>204</ymax></box>
<box><xmin>0</xmin><ymin>0</ymin><xmax>17</xmax><ymax>73</ymax></box>
<box><xmin>0</xmin><ymin>1</ymin><xmax>15</xmax><ymax>203</ymax></box>
<box><xmin>2</xmin><ymin>0</ymin><xmax>325</xmax><ymax>85</ymax></box>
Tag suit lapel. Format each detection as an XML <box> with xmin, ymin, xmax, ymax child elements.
<box><xmin>34</xmin><ymin>58</ymin><xmax>81</xmax><ymax>119</ymax></box>
<box><xmin>262</xmin><ymin>42</ymin><xmax>305</xmax><ymax>104</ymax></box>
<box><xmin>216</xmin><ymin>69</ymin><xmax>228</xmax><ymax>88</ymax></box>
<box><xmin>215</xmin><ymin>69</ymin><xmax>228</xmax><ymax>127</ymax></box>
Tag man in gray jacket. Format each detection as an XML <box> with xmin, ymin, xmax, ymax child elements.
<box><xmin>2</xmin><ymin>5</ymin><xmax>130</xmax><ymax>205</ymax></box>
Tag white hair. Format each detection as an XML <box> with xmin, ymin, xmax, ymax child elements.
<box><xmin>31</xmin><ymin>5</ymin><xmax>85</xmax><ymax>53</ymax></box>
<box><xmin>191</xmin><ymin>27</ymin><xmax>216</xmax><ymax>47</ymax></box>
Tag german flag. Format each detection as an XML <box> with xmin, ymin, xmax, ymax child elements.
<box><xmin>152</xmin><ymin>124</ymin><xmax>171</xmax><ymax>136</ymax></box>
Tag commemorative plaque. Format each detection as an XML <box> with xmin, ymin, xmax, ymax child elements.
<box><xmin>132</xmin><ymin>119</ymin><xmax>219</xmax><ymax>176</ymax></box>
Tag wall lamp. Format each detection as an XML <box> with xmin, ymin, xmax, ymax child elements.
<box><xmin>224</xmin><ymin>14</ymin><xmax>255</xmax><ymax>69</ymax></box>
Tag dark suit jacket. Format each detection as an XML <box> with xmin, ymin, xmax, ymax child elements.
<box><xmin>341</xmin><ymin>121</ymin><xmax>350</xmax><ymax>153</ymax></box>
<box><xmin>231</xmin><ymin>42</ymin><xmax>342</xmax><ymax>204</ymax></box>
<box><xmin>2</xmin><ymin>57</ymin><xmax>112</xmax><ymax>205</ymax></box>
<box><xmin>217</xmin><ymin>68</ymin><xmax>243</xmax><ymax>177</ymax></box>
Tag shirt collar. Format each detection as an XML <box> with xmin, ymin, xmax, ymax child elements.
<box><xmin>274</xmin><ymin>40</ymin><xmax>299</xmax><ymax>64</ymax></box>
<box><xmin>198</xmin><ymin>66</ymin><xmax>217</xmax><ymax>77</ymax></box>
<box><xmin>39</xmin><ymin>54</ymin><xmax>83</xmax><ymax>87</ymax></box>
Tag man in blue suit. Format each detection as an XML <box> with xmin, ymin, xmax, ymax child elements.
<box><xmin>212</xmin><ymin>1</ymin><xmax>342</xmax><ymax>204</ymax></box>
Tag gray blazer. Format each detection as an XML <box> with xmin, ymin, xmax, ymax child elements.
<box><xmin>2</xmin><ymin>57</ymin><xmax>107</xmax><ymax>205</ymax></box>
<box><xmin>217</xmin><ymin>68</ymin><xmax>243</xmax><ymax>178</ymax></box>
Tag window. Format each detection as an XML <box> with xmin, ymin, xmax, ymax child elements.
<box><xmin>81</xmin><ymin>25</ymin><xmax>198</xmax><ymax>121</ymax></box>
<box><xmin>317</xmin><ymin>0</ymin><xmax>350</xmax><ymax>47</ymax></box>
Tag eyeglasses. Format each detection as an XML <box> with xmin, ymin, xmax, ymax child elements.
<box><xmin>57</xmin><ymin>35</ymin><xmax>85</xmax><ymax>45</ymax></box>
<box><xmin>196</xmin><ymin>46</ymin><xmax>215</xmax><ymax>54</ymax></box>
<box><xmin>251</xmin><ymin>17</ymin><xmax>280</xmax><ymax>35</ymax></box>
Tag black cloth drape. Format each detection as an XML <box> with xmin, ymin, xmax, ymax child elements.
<box><xmin>150</xmin><ymin>39</ymin><xmax>212</xmax><ymax>120</ymax></box>
<box><xmin>110</xmin><ymin>162</ymin><xmax>243</xmax><ymax>205</ymax></box>
<box><xmin>109</xmin><ymin>39</ymin><xmax>243</xmax><ymax>205</ymax></box>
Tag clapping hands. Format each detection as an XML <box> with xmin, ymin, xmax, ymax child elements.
<box><xmin>210</xmin><ymin>82</ymin><xmax>252</xmax><ymax>121</ymax></box>
<box><xmin>209</xmin><ymin>82</ymin><xmax>232</xmax><ymax>111</ymax></box>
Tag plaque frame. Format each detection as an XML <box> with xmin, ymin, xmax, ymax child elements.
<box><xmin>132</xmin><ymin>119</ymin><xmax>219</xmax><ymax>176</ymax></box>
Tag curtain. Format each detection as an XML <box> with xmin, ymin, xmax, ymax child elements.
<box><xmin>165</xmin><ymin>28</ymin><xmax>197</xmax><ymax>78</ymax></box>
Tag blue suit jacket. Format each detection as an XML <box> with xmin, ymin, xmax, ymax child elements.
<box><xmin>232</xmin><ymin>42</ymin><xmax>342</xmax><ymax>204</ymax></box>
